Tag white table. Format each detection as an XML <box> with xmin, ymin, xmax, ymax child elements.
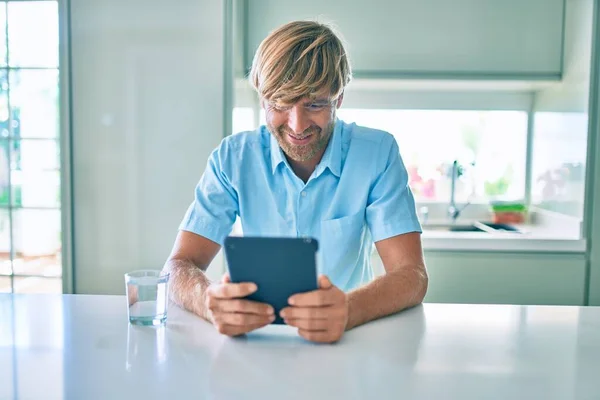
<box><xmin>1</xmin><ymin>294</ymin><xmax>599</xmax><ymax>400</ymax></box>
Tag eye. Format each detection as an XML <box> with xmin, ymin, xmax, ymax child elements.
<box><xmin>307</xmin><ymin>103</ymin><xmax>326</xmax><ymax>111</ymax></box>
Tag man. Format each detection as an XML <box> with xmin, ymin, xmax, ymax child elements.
<box><xmin>163</xmin><ymin>20</ymin><xmax>428</xmax><ymax>343</ymax></box>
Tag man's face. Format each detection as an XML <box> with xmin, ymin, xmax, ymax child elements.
<box><xmin>263</xmin><ymin>91</ymin><xmax>343</xmax><ymax>162</ymax></box>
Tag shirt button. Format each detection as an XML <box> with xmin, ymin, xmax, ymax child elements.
<box><xmin>301</xmin><ymin>191</ymin><xmax>307</xmax><ymax>197</ymax></box>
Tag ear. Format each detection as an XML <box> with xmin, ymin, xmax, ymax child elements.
<box><xmin>336</xmin><ymin>92</ymin><xmax>344</xmax><ymax>109</ymax></box>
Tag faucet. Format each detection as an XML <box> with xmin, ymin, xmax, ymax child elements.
<box><xmin>448</xmin><ymin>160</ymin><xmax>460</xmax><ymax>222</ymax></box>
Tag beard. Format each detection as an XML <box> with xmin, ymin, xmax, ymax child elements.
<box><xmin>268</xmin><ymin>119</ymin><xmax>336</xmax><ymax>162</ymax></box>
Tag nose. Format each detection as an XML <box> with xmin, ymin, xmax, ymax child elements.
<box><xmin>287</xmin><ymin>105</ymin><xmax>311</xmax><ymax>134</ymax></box>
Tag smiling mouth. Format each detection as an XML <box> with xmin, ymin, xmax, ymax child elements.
<box><xmin>286</xmin><ymin>132</ymin><xmax>314</xmax><ymax>144</ymax></box>
<box><xmin>289</xmin><ymin>133</ymin><xmax>312</xmax><ymax>140</ymax></box>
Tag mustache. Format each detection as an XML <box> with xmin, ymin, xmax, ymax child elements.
<box><xmin>278</xmin><ymin>125</ymin><xmax>321</xmax><ymax>139</ymax></box>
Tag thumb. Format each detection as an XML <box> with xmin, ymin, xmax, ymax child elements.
<box><xmin>318</xmin><ymin>275</ymin><xmax>333</xmax><ymax>289</ymax></box>
<box><xmin>222</xmin><ymin>273</ymin><xmax>231</xmax><ymax>284</ymax></box>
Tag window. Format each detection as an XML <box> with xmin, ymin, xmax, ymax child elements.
<box><xmin>232</xmin><ymin>107</ymin><xmax>255</xmax><ymax>135</ymax></box>
<box><xmin>531</xmin><ymin>112</ymin><xmax>588</xmax><ymax>218</ymax></box>
<box><xmin>0</xmin><ymin>1</ymin><xmax>60</xmax><ymax>294</ymax></box>
<box><xmin>235</xmin><ymin>105</ymin><xmax>528</xmax><ymax>204</ymax></box>
<box><xmin>336</xmin><ymin>109</ymin><xmax>528</xmax><ymax>203</ymax></box>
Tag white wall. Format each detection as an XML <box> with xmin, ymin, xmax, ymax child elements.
<box><xmin>69</xmin><ymin>0</ymin><xmax>227</xmax><ymax>294</ymax></box>
<box><xmin>535</xmin><ymin>0</ymin><xmax>593</xmax><ymax>112</ymax></box>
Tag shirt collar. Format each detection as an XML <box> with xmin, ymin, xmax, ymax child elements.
<box><xmin>270</xmin><ymin>119</ymin><xmax>342</xmax><ymax>177</ymax></box>
<box><xmin>314</xmin><ymin>119</ymin><xmax>342</xmax><ymax>177</ymax></box>
<box><xmin>270</xmin><ymin>133</ymin><xmax>288</xmax><ymax>174</ymax></box>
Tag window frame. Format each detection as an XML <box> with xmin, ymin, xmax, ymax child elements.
<box><xmin>0</xmin><ymin>0</ymin><xmax>65</xmax><ymax>294</ymax></box>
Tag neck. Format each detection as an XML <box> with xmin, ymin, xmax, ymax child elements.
<box><xmin>285</xmin><ymin>121</ymin><xmax>336</xmax><ymax>183</ymax></box>
<box><xmin>287</xmin><ymin>147</ymin><xmax>325</xmax><ymax>183</ymax></box>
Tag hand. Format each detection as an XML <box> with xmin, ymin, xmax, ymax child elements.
<box><xmin>205</xmin><ymin>273</ymin><xmax>275</xmax><ymax>336</ymax></box>
<box><xmin>280</xmin><ymin>275</ymin><xmax>348</xmax><ymax>343</ymax></box>
<box><xmin>126</xmin><ymin>284</ymin><xmax>138</xmax><ymax>307</ymax></box>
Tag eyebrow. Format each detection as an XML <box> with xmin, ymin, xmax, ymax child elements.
<box><xmin>302</xmin><ymin>98</ymin><xmax>330</xmax><ymax>105</ymax></box>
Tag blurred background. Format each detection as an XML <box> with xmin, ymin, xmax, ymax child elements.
<box><xmin>0</xmin><ymin>0</ymin><xmax>599</xmax><ymax>307</ymax></box>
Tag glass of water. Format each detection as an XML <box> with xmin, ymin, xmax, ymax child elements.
<box><xmin>125</xmin><ymin>270</ymin><xmax>169</xmax><ymax>326</ymax></box>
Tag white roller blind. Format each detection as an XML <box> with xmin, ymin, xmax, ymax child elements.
<box><xmin>246</xmin><ymin>0</ymin><xmax>564</xmax><ymax>79</ymax></box>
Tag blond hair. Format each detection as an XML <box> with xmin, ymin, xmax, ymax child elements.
<box><xmin>249</xmin><ymin>20</ymin><xmax>352</xmax><ymax>105</ymax></box>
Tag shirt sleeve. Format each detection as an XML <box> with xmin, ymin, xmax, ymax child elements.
<box><xmin>179</xmin><ymin>142</ymin><xmax>239</xmax><ymax>246</ymax></box>
<box><xmin>366</xmin><ymin>135</ymin><xmax>422</xmax><ymax>242</ymax></box>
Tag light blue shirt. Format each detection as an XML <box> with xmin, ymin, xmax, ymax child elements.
<box><xmin>180</xmin><ymin>119</ymin><xmax>421</xmax><ymax>291</ymax></box>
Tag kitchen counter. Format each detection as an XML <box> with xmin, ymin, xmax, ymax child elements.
<box><xmin>421</xmin><ymin>231</ymin><xmax>586</xmax><ymax>252</ymax></box>
<box><xmin>1</xmin><ymin>294</ymin><xmax>599</xmax><ymax>399</ymax></box>
<box><xmin>419</xmin><ymin>207</ymin><xmax>586</xmax><ymax>252</ymax></box>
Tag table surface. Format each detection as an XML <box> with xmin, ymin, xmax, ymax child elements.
<box><xmin>1</xmin><ymin>294</ymin><xmax>600</xmax><ymax>400</ymax></box>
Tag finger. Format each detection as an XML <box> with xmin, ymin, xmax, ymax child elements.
<box><xmin>285</xmin><ymin>318</ymin><xmax>329</xmax><ymax>331</ymax></box>
<box><xmin>221</xmin><ymin>273</ymin><xmax>231</xmax><ymax>284</ymax></box>
<box><xmin>279</xmin><ymin>306</ymin><xmax>330</xmax><ymax>320</ymax></box>
<box><xmin>217</xmin><ymin>299</ymin><xmax>274</xmax><ymax>315</ymax></box>
<box><xmin>217</xmin><ymin>321</ymin><xmax>271</xmax><ymax>337</ymax></box>
<box><xmin>127</xmin><ymin>285</ymin><xmax>138</xmax><ymax>306</ymax></box>
<box><xmin>318</xmin><ymin>275</ymin><xmax>333</xmax><ymax>289</ymax></box>
<box><xmin>208</xmin><ymin>282</ymin><xmax>257</xmax><ymax>299</ymax></box>
<box><xmin>289</xmin><ymin>288</ymin><xmax>338</xmax><ymax>307</ymax></box>
<box><xmin>298</xmin><ymin>328</ymin><xmax>341</xmax><ymax>344</ymax></box>
<box><xmin>218</xmin><ymin>312</ymin><xmax>275</xmax><ymax>326</ymax></box>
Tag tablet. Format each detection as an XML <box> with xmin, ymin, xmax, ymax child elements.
<box><xmin>223</xmin><ymin>236</ymin><xmax>319</xmax><ymax>325</ymax></box>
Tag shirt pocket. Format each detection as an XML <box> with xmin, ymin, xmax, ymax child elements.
<box><xmin>319</xmin><ymin>212</ymin><xmax>366</xmax><ymax>283</ymax></box>
<box><xmin>321</xmin><ymin>212</ymin><xmax>365</xmax><ymax>238</ymax></box>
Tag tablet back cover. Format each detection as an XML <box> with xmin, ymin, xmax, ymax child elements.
<box><xmin>224</xmin><ymin>236</ymin><xmax>319</xmax><ymax>325</ymax></box>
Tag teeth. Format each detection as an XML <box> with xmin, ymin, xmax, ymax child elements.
<box><xmin>290</xmin><ymin>134</ymin><xmax>311</xmax><ymax>140</ymax></box>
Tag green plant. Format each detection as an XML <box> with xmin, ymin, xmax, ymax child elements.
<box><xmin>484</xmin><ymin>177</ymin><xmax>510</xmax><ymax>196</ymax></box>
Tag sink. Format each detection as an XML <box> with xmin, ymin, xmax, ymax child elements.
<box><xmin>449</xmin><ymin>224</ymin><xmax>487</xmax><ymax>232</ymax></box>
<box><xmin>480</xmin><ymin>222</ymin><xmax>520</xmax><ymax>232</ymax></box>
<box><xmin>423</xmin><ymin>221</ymin><xmax>521</xmax><ymax>233</ymax></box>
<box><xmin>424</xmin><ymin>223</ymin><xmax>486</xmax><ymax>232</ymax></box>
<box><xmin>423</xmin><ymin>223</ymin><xmax>485</xmax><ymax>232</ymax></box>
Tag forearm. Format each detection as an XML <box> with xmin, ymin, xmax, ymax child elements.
<box><xmin>346</xmin><ymin>265</ymin><xmax>428</xmax><ymax>330</ymax></box>
<box><xmin>163</xmin><ymin>259</ymin><xmax>212</xmax><ymax>321</ymax></box>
